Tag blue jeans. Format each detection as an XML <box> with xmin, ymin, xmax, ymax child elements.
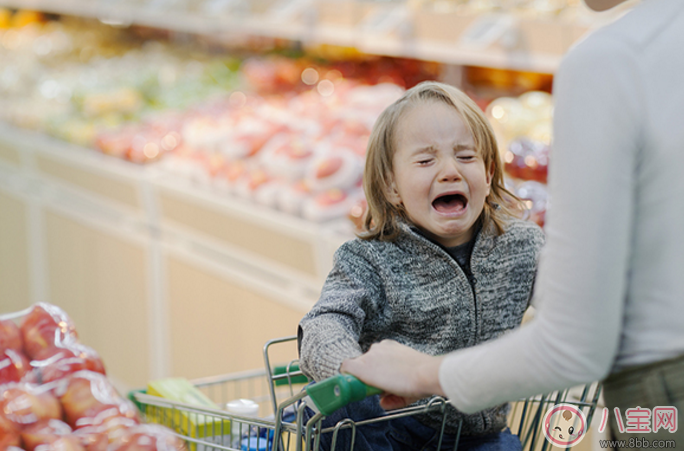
<box><xmin>302</xmin><ymin>395</ymin><xmax>522</xmax><ymax>451</ymax></box>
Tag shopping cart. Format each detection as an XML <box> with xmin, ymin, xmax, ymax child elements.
<box><xmin>509</xmin><ymin>382</ymin><xmax>602</xmax><ymax>451</ymax></box>
<box><xmin>129</xmin><ymin>336</ymin><xmax>601</xmax><ymax>451</ymax></box>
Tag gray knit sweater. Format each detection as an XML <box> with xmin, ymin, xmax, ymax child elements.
<box><xmin>298</xmin><ymin>218</ymin><xmax>545</xmax><ymax>436</ymax></box>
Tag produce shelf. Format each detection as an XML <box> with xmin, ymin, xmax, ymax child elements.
<box><xmin>0</xmin><ymin>0</ymin><xmax>623</xmax><ymax>73</ymax></box>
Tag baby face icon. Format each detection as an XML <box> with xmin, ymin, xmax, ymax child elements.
<box><xmin>543</xmin><ymin>403</ymin><xmax>587</xmax><ymax>447</ymax></box>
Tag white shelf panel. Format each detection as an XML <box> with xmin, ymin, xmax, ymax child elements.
<box><xmin>151</xmin><ymin>173</ymin><xmax>325</xmax><ymax>242</ymax></box>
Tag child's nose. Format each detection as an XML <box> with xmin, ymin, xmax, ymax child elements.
<box><xmin>439</xmin><ymin>159</ymin><xmax>462</xmax><ymax>182</ymax></box>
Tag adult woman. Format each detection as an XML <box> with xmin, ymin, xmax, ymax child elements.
<box><xmin>342</xmin><ymin>0</ymin><xmax>684</xmax><ymax>446</ymax></box>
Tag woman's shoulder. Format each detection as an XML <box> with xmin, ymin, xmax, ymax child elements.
<box><xmin>568</xmin><ymin>0</ymin><xmax>676</xmax><ymax>61</ymax></box>
<box><xmin>559</xmin><ymin>12</ymin><xmax>644</xmax><ymax>80</ymax></box>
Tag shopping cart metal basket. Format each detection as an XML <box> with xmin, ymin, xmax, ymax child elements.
<box><xmin>129</xmin><ymin>336</ymin><xmax>601</xmax><ymax>451</ymax></box>
<box><xmin>509</xmin><ymin>382</ymin><xmax>602</xmax><ymax>451</ymax></box>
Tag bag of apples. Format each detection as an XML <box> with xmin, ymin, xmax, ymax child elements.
<box><xmin>1</xmin><ymin>303</ymin><xmax>186</xmax><ymax>451</ymax></box>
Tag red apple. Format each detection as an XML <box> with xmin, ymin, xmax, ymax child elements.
<box><xmin>109</xmin><ymin>425</ymin><xmax>186</xmax><ymax>451</ymax></box>
<box><xmin>85</xmin><ymin>410</ymin><xmax>138</xmax><ymax>444</ymax></box>
<box><xmin>0</xmin><ymin>319</ymin><xmax>23</xmax><ymax>355</ymax></box>
<box><xmin>71</xmin><ymin>427</ymin><xmax>108</xmax><ymax>451</ymax></box>
<box><xmin>57</xmin><ymin>371</ymin><xmax>135</xmax><ymax>427</ymax></box>
<box><xmin>315</xmin><ymin>189</ymin><xmax>347</xmax><ymax>207</ymax></box>
<box><xmin>0</xmin><ymin>413</ymin><xmax>21</xmax><ymax>450</ymax></box>
<box><xmin>35</xmin><ymin>436</ymin><xmax>85</xmax><ymax>451</ymax></box>
<box><xmin>0</xmin><ymin>383</ymin><xmax>63</xmax><ymax>430</ymax></box>
<box><xmin>0</xmin><ymin>349</ymin><xmax>31</xmax><ymax>384</ymax></box>
<box><xmin>315</xmin><ymin>157</ymin><xmax>343</xmax><ymax>179</ymax></box>
<box><xmin>20</xmin><ymin>419</ymin><xmax>72</xmax><ymax>451</ymax></box>
<box><xmin>73</xmin><ymin>406</ymin><xmax>139</xmax><ymax>433</ymax></box>
<box><xmin>0</xmin><ymin>435</ymin><xmax>22</xmax><ymax>451</ymax></box>
<box><xmin>20</xmin><ymin>304</ymin><xmax>79</xmax><ymax>360</ymax></box>
<box><xmin>33</xmin><ymin>344</ymin><xmax>106</xmax><ymax>384</ymax></box>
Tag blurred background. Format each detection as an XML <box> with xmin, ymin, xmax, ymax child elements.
<box><xmin>0</xmin><ymin>0</ymin><xmax>634</xmax><ymax>418</ymax></box>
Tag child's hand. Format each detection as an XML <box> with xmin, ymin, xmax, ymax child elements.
<box><xmin>378</xmin><ymin>393</ymin><xmax>420</xmax><ymax>410</ymax></box>
<box><xmin>340</xmin><ymin>340</ymin><xmax>446</xmax><ymax>410</ymax></box>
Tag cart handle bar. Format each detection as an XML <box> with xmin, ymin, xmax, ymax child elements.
<box><xmin>305</xmin><ymin>374</ymin><xmax>382</xmax><ymax>416</ymax></box>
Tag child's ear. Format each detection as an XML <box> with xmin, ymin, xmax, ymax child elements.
<box><xmin>386</xmin><ymin>179</ymin><xmax>402</xmax><ymax>206</ymax></box>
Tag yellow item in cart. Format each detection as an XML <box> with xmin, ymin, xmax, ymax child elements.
<box><xmin>11</xmin><ymin>10</ymin><xmax>44</xmax><ymax>28</ymax></box>
<box><xmin>0</xmin><ymin>8</ymin><xmax>12</xmax><ymax>28</ymax></box>
<box><xmin>147</xmin><ymin>378</ymin><xmax>231</xmax><ymax>451</ymax></box>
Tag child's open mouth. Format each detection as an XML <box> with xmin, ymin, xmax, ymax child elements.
<box><xmin>432</xmin><ymin>193</ymin><xmax>468</xmax><ymax>214</ymax></box>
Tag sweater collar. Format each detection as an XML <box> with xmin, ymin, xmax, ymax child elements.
<box><xmin>398</xmin><ymin>219</ymin><xmax>498</xmax><ymax>259</ymax></box>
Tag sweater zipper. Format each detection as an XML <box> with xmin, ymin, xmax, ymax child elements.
<box><xmin>467</xmin><ymin>271</ymin><xmax>478</xmax><ymax>344</ymax></box>
<box><xmin>451</xmin><ymin>259</ymin><xmax>479</xmax><ymax>346</ymax></box>
<box><xmin>410</xmin><ymin>234</ymin><xmax>480</xmax><ymax>345</ymax></box>
<box><xmin>449</xmin><ymin>253</ymin><xmax>480</xmax><ymax>345</ymax></box>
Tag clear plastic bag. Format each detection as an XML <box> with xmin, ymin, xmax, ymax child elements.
<box><xmin>0</xmin><ymin>303</ymin><xmax>184</xmax><ymax>451</ymax></box>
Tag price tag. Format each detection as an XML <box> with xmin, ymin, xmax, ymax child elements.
<box><xmin>459</xmin><ymin>14</ymin><xmax>517</xmax><ymax>50</ymax></box>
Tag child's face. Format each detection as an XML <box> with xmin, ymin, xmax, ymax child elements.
<box><xmin>389</xmin><ymin>100</ymin><xmax>492</xmax><ymax>247</ymax></box>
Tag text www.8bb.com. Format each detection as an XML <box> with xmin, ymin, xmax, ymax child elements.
<box><xmin>599</xmin><ymin>438</ymin><xmax>677</xmax><ymax>448</ymax></box>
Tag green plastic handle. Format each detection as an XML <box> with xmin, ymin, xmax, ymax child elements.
<box><xmin>305</xmin><ymin>374</ymin><xmax>383</xmax><ymax>416</ymax></box>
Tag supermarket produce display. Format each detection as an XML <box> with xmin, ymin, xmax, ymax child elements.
<box><xmin>0</xmin><ymin>14</ymin><xmax>449</xmax><ymax>225</ymax></box>
<box><xmin>150</xmin><ymin>81</ymin><xmax>404</xmax><ymax>222</ymax></box>
<box><xmin>0</xmin><ymin>12</ymin><xmax>556</xmax><ymax>227</ymax></box>
<box><xmin>0</xmin><ymin>303</ymin><xmax>185</xmax><ymax>451</ymax></box>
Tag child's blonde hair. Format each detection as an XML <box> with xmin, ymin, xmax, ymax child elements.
<box><xmin>361</xmin><ymin>81</ymin><xmax>522</xmax><ymax>241</ymax></box>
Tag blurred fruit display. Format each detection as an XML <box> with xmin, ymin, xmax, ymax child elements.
<box><xmin>145</xmin><ymin>81</ymin><xmax>402</xmax><ymax>223</ymax></box>
<box><xmin>0</xmin><ymin>304</ymin><xmax>185</xmax><ymax>451</ymax></box>
<box><xmin>0</xmin><ymin>11</ymin><xmax>557</xmax><ymax>229</ymax></box>
<box><xmin>488</xmin><ymin>91</ymin><xmax>554</xmax><ymax>228</ymax></box>
<box><xmin>0</xmin><ymin>15</ymin><xmax>447</xmax><ymax>226</ymax></box>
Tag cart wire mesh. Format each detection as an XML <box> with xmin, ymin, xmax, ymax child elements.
<box><xmin>130</xmin><ymin>337</ymin><xmax>601</xmax><ymax>451</ymax></box>
<box><xmin>509</xmin><ymin>382</ymin><xmax>602</xmax><ymax>450</ymax></box>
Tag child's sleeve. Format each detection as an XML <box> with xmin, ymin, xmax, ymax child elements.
<box><xmin>298</xmin><ymin>241</ymin><xmax>382</xmax><ymax>381</ymax></box>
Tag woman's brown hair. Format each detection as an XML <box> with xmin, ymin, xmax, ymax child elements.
<box><xmin>361</xmin><ymin>81</ymin><xmax>522</xmax><ymax>241</ymax></box>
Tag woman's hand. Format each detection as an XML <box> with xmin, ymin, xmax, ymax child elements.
<box><xmin>340</xmin><ymin>340</ymin><xmax>446</xmax><ymax>410</ymax></box>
